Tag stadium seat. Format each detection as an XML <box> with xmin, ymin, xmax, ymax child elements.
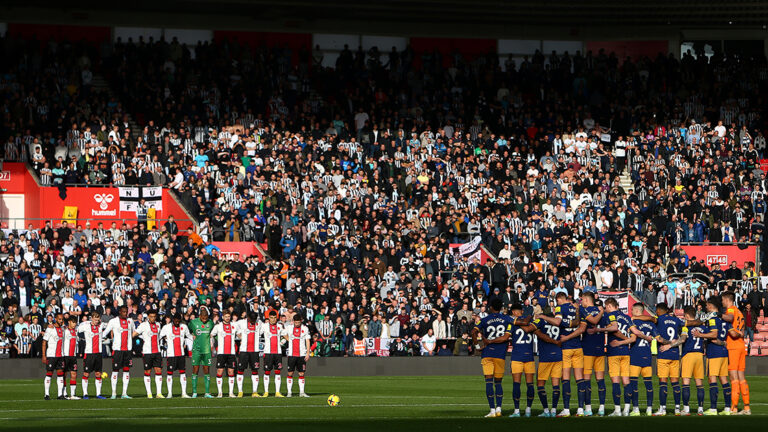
<box><xmin>749</xmin><ymin>347</ymin><xmax>760</xmax><ymax>356</ymax></box>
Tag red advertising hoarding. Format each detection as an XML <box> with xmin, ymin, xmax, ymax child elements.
<box><xmin>679</xmin><ymin>244</ymin><xmax>757</xmax><ymax>269</ymax></box>
<box><xmin>211</xmin><ymin>242</ymin><xmax>266</xmax><ymax>262</ymax></box>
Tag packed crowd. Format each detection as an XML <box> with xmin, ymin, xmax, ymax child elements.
<box><xmin>2</xmin><ymin>33</ymin><xmax>768</xmax><ymax>359</ymax></box>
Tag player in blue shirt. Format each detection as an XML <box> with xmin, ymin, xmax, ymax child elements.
<box><xmin>692</xmin><ymin>296</ymin><xmax>732</xmax><ymax>415</ymax></box>
<box><xmin>538</xmin><ymin>292</ymin><xmax>586</xmax><ymax>417</ymax></box>
<box><xmin>533</xmin><ymin>313</ymin><xmax>563</xmax><ymax>418</ymax></box>
<box><xmin>665</xmin><ymin>307</ymin><xmax>706</xmax><ymax>415</ymax></box>
<box><xmin>646</xmin><ymin>302</ymin><xmax>685</xmax><ymax>416</ymax></box>
<box><xmin>579</xmin><ymin>292</ymin><xmax>606</xmax><ymax>416</ymax></box>
<box><xmin>628</xmin><ymin>303</ymin><xmax>658</xmax><ymax>416</ymax></box>
<box><xmin>594</xmin><ymin>298</ymin><xmax>632</xmax><ymax>416</ymax></box>
<box><xmin>507</xmin><ymin>303</ymin><xmax>536</xmax><ymax>417</ymax></box>
<box><xmin>472</xmin><ymin>298</ymin><xmax>514</xmax><ymax>417</ymax></box>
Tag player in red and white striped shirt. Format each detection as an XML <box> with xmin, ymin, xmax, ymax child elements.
<box><xmin>62</xmin><ymin>317</ymin><xmax>80</xmax><ymax>399</ymax></box>
<box><xmin>134</xmin><ymin>310</ymin><xmax>164</xmax><ymax>398</ymax></box>
<box><xmin>210</xmin><ymin>311</ymin><xmax>237</xmax><ymax>397</ymax></box>
<box><xmin>103</xmin><ymin>306</ymin><xmax>135</xmax><ymax>399</ymax></box>
<box><xmin>260</xmin><ymin>310</ymin><xmax>285</xmax><ymax>397</ymax></box>
<box><xmin>42</xmin><ymin>313</ymin><xmax>65</xmax><ymax>400</ymax></box>
<box><xmin>77</xmin><ymin>312</ymin><xmax>105</xmax><ymax>399</ymax></box>
<box><xmin>235</xmin><ymin>312</ymin><xmax>263</xmax><ymax>397</ymax></box>
<box><xmin>283</xmin><ymin>314</ymin><xmax>311</xmax><ymax>398</ymax></box>
<box><xmin>160</xmin><ymin>314</ymin><xmax>191</xmax><ymax>398</ymax></box>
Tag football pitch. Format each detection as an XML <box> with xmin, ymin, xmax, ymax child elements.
<box><xmin>0</xmin><ymin>375</ymin><xmax>766</xmax><ymax>431</ymax></box>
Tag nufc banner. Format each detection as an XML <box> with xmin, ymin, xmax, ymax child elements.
<box><xmin>119</xmin><ymin>186</ymin><xmax>163</xmax><ymax>212</ymax></box>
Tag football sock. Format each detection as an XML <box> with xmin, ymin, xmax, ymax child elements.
<box><xmin>526</xmin><ymin>384</ymin><xmax>535</xmax><ymax>408</ymax></box>
<box><xmin>155</xmin><ymin>375</ymin><xmax>163</xmax><ymax>394</ymax></box>
<box><xmin>143</xmin><ymin>373</ymin><xmax>152</xmax><ymax>394</ymax></box>
<box><xmin>179</xmin><ymin>372</ymin><xmax>187</xmax><ymax>394</ymax></box>
<box><xmin>731</xmin><ymin>380</ymin><xmax>740</xmax><ymax>409</ymax></box>
<box><xmin>494</xmin><ymin>379</ymin><xmax>503</xmax><ymax>409</ymax></box>
<box><xmin>274</xmin><ymin>373</ymin><xmax>281</xmax><ymax>394</ymax></box>
<box><xmin>659</xmin><ymin>381</ymin><xmax>668</xmax><ymax>407</ymax></box>
<box><xmin>236</xmin><ymin>373</ymin><xmax>244</xmax><ymax>393</ymax></box>
<box><xmin>251</xmin><ymin>372</ymin><xmax>260</xmax><ymax>393</ymax></box>
<box><xmin>166</xmin><ymin>373</ymin><xmax>174</xmax><ymax>395</ymax></box>
<box><xmin>644</xmin><ymin>377</ymin><xmax>654</xmax><ymax>408</ymax></box>
<box><xmin>696</xmin><ymin>385</ymin><xmax>704</xmax><ymax>409</ymax></box>
<box><xmin>597</xmin><ymin>379</ymin><xmax>606</xmax><ymax>405</ymax></box>
<box><xmin>263</xmin><ymin>373</ymin><xmax>270</xmax><ymax>393</ymax></box>
<box><xmin>623</xmin><ymin>381</ymin><xmax>631</xmax><ymax>405</ymax></box>
<box><xmin>70</xmin><ymin>380</ymin><xmax>76</xmax><ymax>397</ymax></box>
<box><xmin>512</xmin><ymin>382</ymin><xmax>521</xmax><ymax>409</ymax></box>
<box><xmin>630</xmin><ymin>377</ymin><xmax>639</xmax><ymax>407</ymax></box>
<box><xmin>216</xmin><ymin>374</ymin><xmax>223</xmax><ymax>394</ymax></box>
<box><xmin>122</xmin><ymin>371</ymin><xmax>130</xmax><ymax>396</ymax></box>
<box><xmin>287</xmin><ymin>377</ymin><xmax>294</xmax><ymax>394</ymax></box>
<box><xmin>81</xmin><ymin>377</ymin><xmax>89</xmax><ymax>396</ymax></box>
<box><xmin>191</xmin><ymin>375</ymin><xmax>198</xmax><ymax>393</ymax></box>
<box><xmin>584</xmin><ymin>379</ymin><xmax>592</xmax><ymax>407</ymax></box>
<box><xmin>44</xmin><ymin>373</ymin><xmax>52</xmax><ymax>397</ymax></box>
<box><xmin>298</xmin><ymin>377</ymin><xmax>305</xmax><ymax>394</ymax></box>
<box><xmin>56</xmin><ymin>373</ymin><xmax>64</xmax><ymax>397</ymax></box>
<box><xmin>95</xmin><ymin>376</ymin><xmax>102</xmax><ymax>396</ymax></box>
<box><xmin>740</xmin><ymin>380</ymin><xmax>750</xmax><ymax>407</ymax></box>
<box><xmin>228</xmin><ymin>375</ymin><xmax>235</xmax><ymax>394</ymax></box>
<box><xmin>111</xmin><ymin>372</ymin><xmax>118</xmax><ymax>395</ymax></box>
<box><xmin>204</xmin><ymin>375</ymin><xmax>211</xmax><ymax>394</ymax></box>
<box><xmin>577</xmin><ymin>379</ymin><xmax>585</xmax><ymax>409</ymax></box>
<box><xmin>672</xmin><ymin>382</ymin><xmax>681</xmax><ymax>406</ymax></box>
<box><xmin>485</xmin><ymin>378</ymin><xmax>495</xmax><ymax>409</ymax></box>
<box><xmin>562</xmin><ymin>379</ymin><xmax>571</xmax><ymax>409</ymax></box>
<box><xmin>709</xmin><ymin>382</ymin><xmax>718</xmax><ymax>409</ymax></box>
<box><xmin>612</xmin><ymin>382</ymin><xmax>621</xmax><ymax>406</ymax></box>
<box><xmin>552</xmin><ymin>385</ymin><xmax>560</xmax><ymax>410</ymax></box>
<box><xmin>722</xmin><ymin>382</ymin><xmax>731</xmax><ymax>408</ymax></box>
<box><xmin>537</xmin><ymin>385</ymin><xmax>549</xmax><ymax>410</ymax></box>
<box><xmin>682</xmin><ymin>384</ymin><xmax>690</xmax><ymax>407</ymax></box>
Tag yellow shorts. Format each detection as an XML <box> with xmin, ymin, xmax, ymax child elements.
<box><xmin>707</xmin><ymin>357</ymin><xmax>728</xmax><ymax>377</ymax></box>
<box><xmin>657</xmin><ymin>359</ymin><xmax>680</xmax><ymax>379</ymax></box>
<box><xmin>562</xmin><ymin>348</ymin><xmax>584</xmax><ymax>369</ymax></box>
<box><xmin>538</xmin><ymin>361</ymin><xmax>563</xmax><ymax>381</ymax></box>
<box><xmin>510</xmin><ymin>361</ymin><xmax>535</xmax><ymax>375</ymax></box>
<box><xmin>608</xmin><ymin>355</ymin><xmax>630</xmax><ymax>378</ymax></box>
<box><xmin>629</xmin><ymin>365</ymin><xmax>653</xmax><ymax>377</ymax></box>
<box><xmin>481</xmin><ymin>358</ymin><xmax>506</xmax><ymax>378</ymax></box>
<box><xmin>681</xmin><ymin>353</ymin><xmax>704</xmax><ymax>380</ymax></box>
<box><xmin>583</xmin><ymin>355</ymin><xmax>605</xmax><ymax>375</ymax></box>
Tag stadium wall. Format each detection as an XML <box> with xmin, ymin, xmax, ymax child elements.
<box><xmin>2</xmin><ymin>357</ymin><xmax>768</xmax><ymax>380</ymax></box>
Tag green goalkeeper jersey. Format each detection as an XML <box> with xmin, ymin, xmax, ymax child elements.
<box><xmin>189</xmin><ymin>318</ymin><xmax>213</xmax><ymax>354</ymax></box>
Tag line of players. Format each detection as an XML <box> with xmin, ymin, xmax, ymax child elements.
<box><xmin>473</xmin><ymin>291</ymin><xmax>751</xmax><ymax>418</ymax></box>
<box><xmin>41</xmin><ymin>306</ymin><xmax>311</xmax><ymax>400</ymax></box>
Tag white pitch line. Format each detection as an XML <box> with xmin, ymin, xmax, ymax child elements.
<box><xmin>0</xmin><ymin>402</ymin><xmax>488</xmax><ymax>413</ymax></box>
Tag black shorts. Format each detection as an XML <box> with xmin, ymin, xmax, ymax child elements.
<box><xmin>45</xmin><ymin>356</ymin><xmax>64</xmax><ymax>372</ymax></box>
<box><xmin>143</xmin><ymin>353</ymin><xmax>162</xmax><ymax>370</ymax></box>
<box><xmin>237</xmin><ymin>352</ymin><xmax>260</xmax><ymax>372</ymax></box>
<box><xmin>64</xmin><ymin>357</ymin><xmax>78</xmax><ymax>372</ymax></box>
<box><xmin>216</xmin><ymin>354</ymin><xmax>237</xmax><ymax>370</ymax></box>
<box><xmin>286</xmin><ymin>356</ymin><xmax>306</xmax><ymax>373</ymax></box>
<box><xmin>83</xmin><ymin>354</ymin><xmax>102</xmax><ymax>373</ymax></box>
<box><xmin>166</xmin><ymin>356</ymin><xmax>186</xmax><ymax>372</ymax></box>
<box><xmin>112</xmin><ymin>350</ymin><xmax>133</xmax><ymax>371</ymax></box>
<box><xmin>263</xmin><ymin>353</ymin><xmax>282</xmax><ymax>371</ymax></box>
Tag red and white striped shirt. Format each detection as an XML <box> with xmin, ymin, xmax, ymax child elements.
<box><xmin>43</xmin><ymin>325</ymin><xmax>64</xmax><ymax>357</ymax></box>
<box><xmin>260</xmin><ymin>322</ymin><xmax>284</xmax><ymax>355</ymax></box>
<box><xmin>284</xmin><ymin>324</ymin><xmax>310</xmax><ymax>357</ymax></box>
<box><xmin>211</xmin><ymin>322</ymin><xmax>236</xmax><ymax>355</ymax></box>
<box><xmin>236</xmin><ymin>320</ymin><xmax>262</xmax><ymax>353</ymax></box>
<box><xmin>160</xmin><ymin>323</ymin><xmax>190</xmax><ymax>358</ymax></box>
<box><xmin>77</xmin><ymin>322</ymin><xmax>102</xmax><ymax>355</ymax></box>
<box><xmin>104</xmin><ymin>317</ymin><xmax>135</xmax><ymax>351</ymax></box>
<box><xmin>63</xmin><ymin>327</ymin><xmax>78</xmax><ymax>357</ymax></box>
<box><xmin>135</xmin><ymin>321</ymin><xmax>162</xmax><ymax>355</ymax></box>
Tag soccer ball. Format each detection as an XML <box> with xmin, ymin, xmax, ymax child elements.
<box><xmin>101</xmin><ymin>372</ymin><xmax>108</xmax><ymax>379</ymax></box>
<box><xmin>327</xmin><ymin>394</ymin><xmax>340</xmax><ymax>406</ymax></box>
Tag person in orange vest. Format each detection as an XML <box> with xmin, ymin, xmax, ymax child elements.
<box><xmin>352</xmin><ymin>331</ymin><xmax>366</xmax><ymax>357</ymax></box>
<box><xmin>721</xmin><ymin>291</ymin><xmax>751</xmax><ymax>415</ymax></box>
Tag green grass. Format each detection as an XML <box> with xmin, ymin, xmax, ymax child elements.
<box><xmin>0</xmin><ymin>375</ymin><xmax>766</xmax><ymax>431</ymax></box>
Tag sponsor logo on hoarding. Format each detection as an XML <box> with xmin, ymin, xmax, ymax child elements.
<box><xmin>0</xmin><ymin>171</ymin><xmax>10</xmax><ymax>181</ymax></box>
<box><xmin>706</xmin><ymin>255</ymin><xmax>728</xmax><ymax>266</ymax></box>
<box><xmin>219</xmin><ymin>251</ymin><xmax>241</xmax><ymax>261</ymax></box>
<box><xmin>92</xmin><ymin>193</ymin><xmax>117</xmax><ymax>216</ymax></box>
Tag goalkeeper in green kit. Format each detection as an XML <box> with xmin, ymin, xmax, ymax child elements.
<box><xmin>189</xmin><ymin>307</ymin><xmax>214</xmax><ymax>398</ymax></box>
